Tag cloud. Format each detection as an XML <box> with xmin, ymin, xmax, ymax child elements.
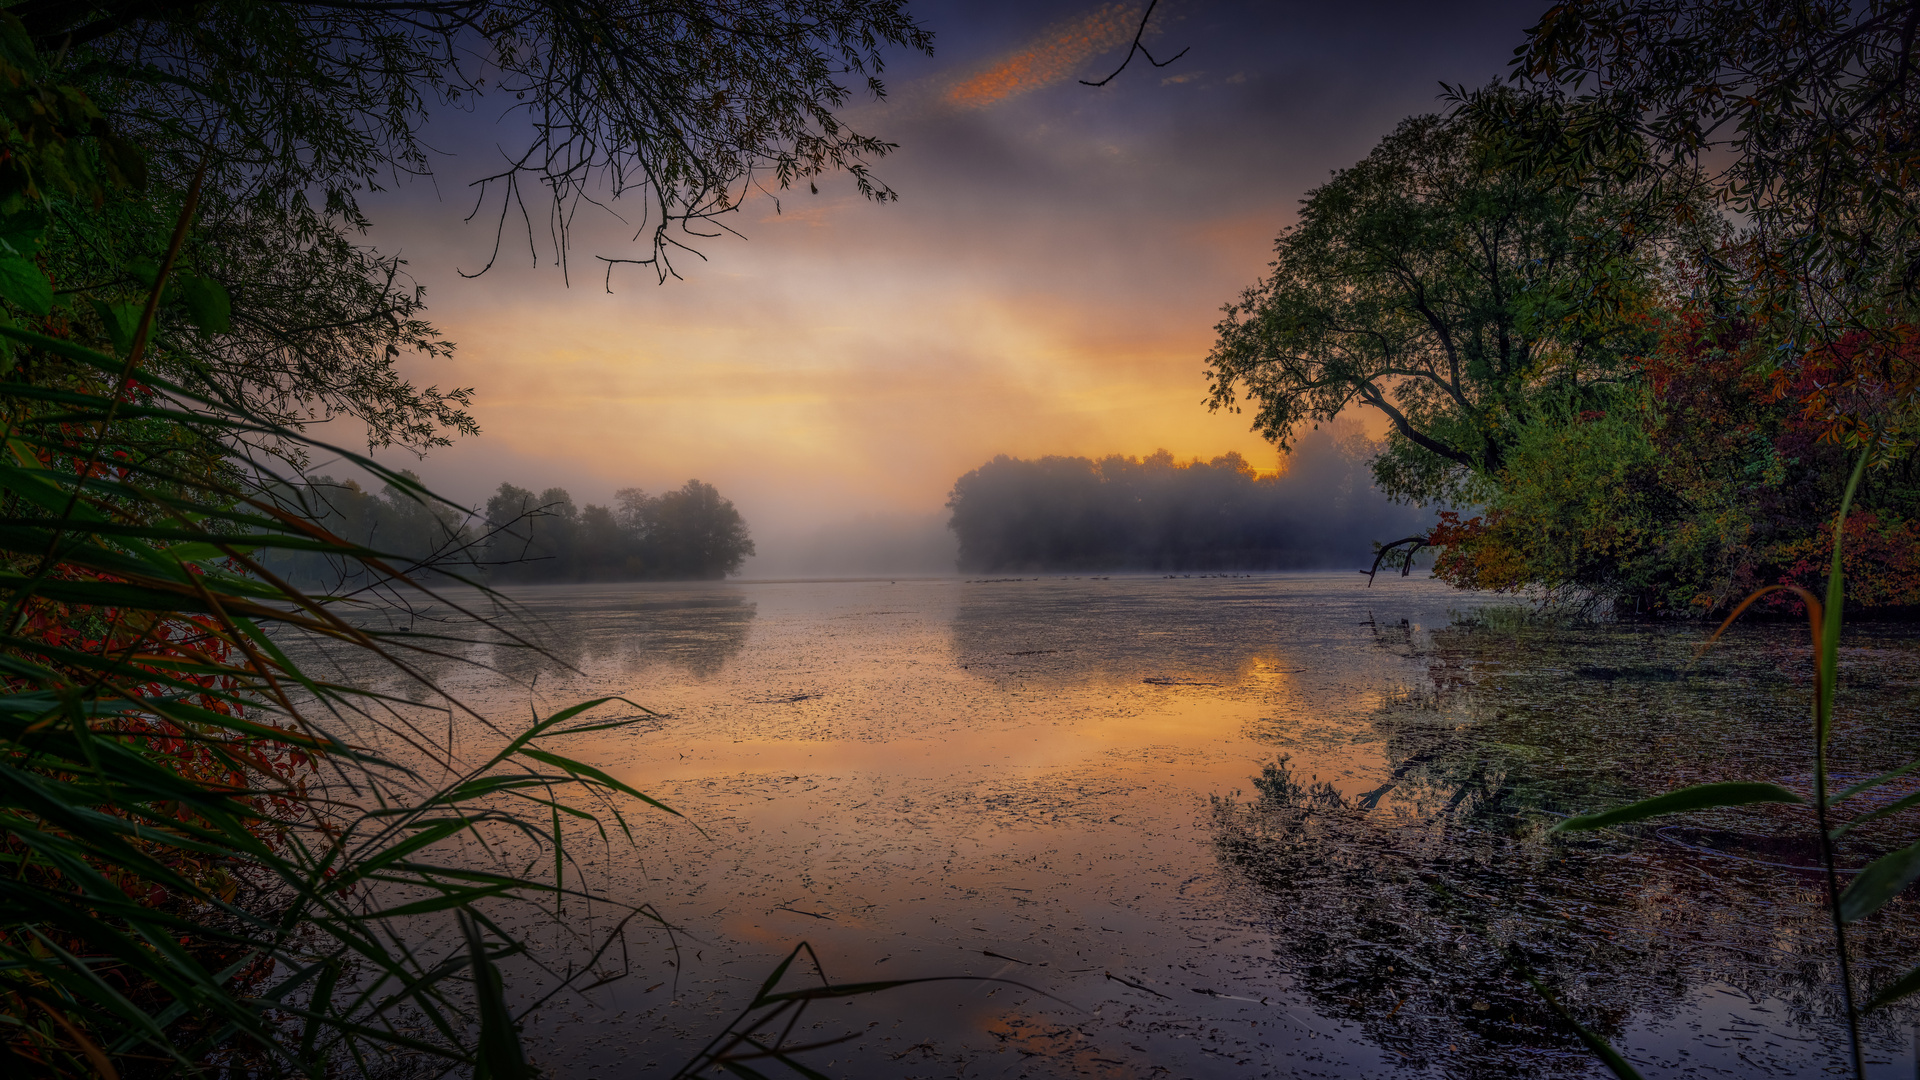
<box><xmin>349</xmin><ymin>0</ymin><xmax>1545</xmax><ymax>560</ymax></box>
<box><xmin>945</xmin><ymin>4</ymin><xmax>1143</xmax><ymax>108</ymax></box>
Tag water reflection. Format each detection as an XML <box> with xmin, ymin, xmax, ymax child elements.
<box><xmin>274</xmin><ymin>584</ymin><xmax>757</xmax><ymax>712</ymax></box>
<box><xmin>1214</xmin><ymin>611</ymin><xmax>1920</xmax><ymax>1076</ymax></box>
<box><xmin>269</xmin><ymin>576</ymin><xmax>1920</xmax><ymax>1075</ymax></box>
<box><xmin>474</xmin><ymin>585</ymin><xmax>758</xmax><ymax>682</ymax></box>
<box><xmin>948</xmin><ymin>576</ymin><xmax>1328</xmax><ymax>688</ymax></box>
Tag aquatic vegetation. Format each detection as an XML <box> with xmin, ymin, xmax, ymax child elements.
<box><xmin>1539</xmin><ymin>449</ymin><xmax>1920</xmax><ymax>1078</ymax></box>
<box><xmin>0</xmin><ymin>39</ymin><xmax>881</xmax><ymax>1079</ymax></box>
<box><xmin>1212</xmin><ymin>545</ymin><xmax>1920</xmax><ymax>1074</ymax></box>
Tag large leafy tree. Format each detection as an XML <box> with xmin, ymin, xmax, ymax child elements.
<box><xmin>25</xmin><ymin>1</ymin><xmax>931</xmax><ymax>449</ymax></box>
<box><xmin>1513</xmin><ymin>0</ymin><xmax>1920</xmax><ymax>319</ymax></box>
<box><xmin>1205</xmin><ymin>108</ymin><xmax>1702</xmax><ymax>505</ymax></box>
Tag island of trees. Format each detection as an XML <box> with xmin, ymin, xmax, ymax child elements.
<box><xmin>266</xmin><ymin>476</ymin><xmax>756</xmax><ymax>584</ymax></box>
<box><xmin>947</xmin><ymin>426</ymin><xmax>1427</xmax><ymax>572</ymax></box>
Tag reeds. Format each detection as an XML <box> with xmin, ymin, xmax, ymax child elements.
<box><xmin>0</xmin><ymin>206</ymin><xmax>678</xmax><ymax>1076</ymax></box>
<box><xmin>1546</xmin><ymin>446</ymin><xmax>1920</xmax><ymax>1079</ymax></box>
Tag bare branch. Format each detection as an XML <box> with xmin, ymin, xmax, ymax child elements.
<box><xmin>1080</xmin><ymin>0</ymin><xmax>1190</xmax><ymax>87</ymax></box>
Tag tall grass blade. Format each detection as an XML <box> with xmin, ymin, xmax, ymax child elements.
<box><xmin>1830</xmin><ymin>757</ymin><xmax>1920</xmax><ymax>805</ymax></box>
<box><xmin>1839</xmin><ymin>839</ymin><xmax>1920</xmax><ymax>924</ymax></box>
<box><xmin>461</xmin><ymin>910</ymin><xmax>535</xmax><ymax>1080</ymax></box>
<box><xmin>1518</xmin><ymin>967</ymin><xmax>1645</xmax><ymax>1080</ymax></box>
<box><xmin>1551</xmin><ymin>781</ymin><xmax>1803</xmax><ymax>833</ymax></box>
<box><xmin>1865</xmin><ymin>963</ymin><xmax>1920</xmax><ymax>1011</ymax></box>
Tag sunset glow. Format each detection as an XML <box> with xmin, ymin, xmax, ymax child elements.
<box><xmin>356</xmin><ymin>0</ymin><xmax>1545</xmax><ymax>564</ymax></box>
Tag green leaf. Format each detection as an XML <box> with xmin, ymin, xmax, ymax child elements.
<box><xmin>1839</xmin><ymin>839</ymin><xmax>1920</xmax><ymax>923</ymax></box>
<box><xmin>1521</xmin><ymin>968</ymin><xmax>1646</xmax><ymax>1080</ymax></box>
<box><xmin>1552</xmin><ymin>782</ymin><xmax>1804</xmax><ymax>833</ymax></box>
<box><xmin>461</xmin><ymin>912</ymin><xmax>534</xmax><ymax>1080</ymax></box>
<box><xmin>0</xmin><ymin>257</ymin><xmax>51</xmax><ymax>316</ymax></box>
<box><xmin>0</xmin><ymin>204</ymin><xmax>48</xmax><ymax>258</ymax></box>
<box><xmin>1832</xmin><ymin>788</ymin><xmax>1920</xmax><ymax>838</ymax></box>
<box><xmin>1867</xmin><ymin>962</ymin><xmax>1920</xmax><ymax>1011</ymax></box>
<box><xmin>516</xmin><ymin>746</ymin><xmax>685</xmax><ymax>821</ymax></box>
<box><xmin>1831</xmin><ymin>757</ymin><xmax>1920</xmax><ymax>806</ymax></box>
<box><xmin>87</xmin><ymin>297</ymin><xmax>143</xmax><ymax>355</ymax></box>
<box><xmin>179</xmin><ymin>274</ymin><xmax>231</xmax><ymax>333</ymax></box>
<box><xmin>0</xmin><ymin>13</ymin><xmax>34</xmax><ymax>69</ymax></box>
<box><xmin>327</xmin><ymin>818</ymin><xmax>468</xmax><ymax>891</ymax></box>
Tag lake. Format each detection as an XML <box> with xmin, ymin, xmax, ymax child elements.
<box><xmin>314</xmin><ymin>572</ymin><xmax>1920</xmax><ymax>1078</ymax></box>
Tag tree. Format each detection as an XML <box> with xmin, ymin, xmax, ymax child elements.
<box><xmin>944</xmin><ymin>432</ymin><xmax>1428</xmax><ymax>572</ymax></box>
<box><xmin>1512</xmin><ymin>0</ymin><xmax>1920</xmax><ymax>322</ymax></box>
<box><xmin>27</xmin><ymin>1</ymin><xmax>932</xmax><ymax>449</ymax></box>
<box><xmin>647</xmin><ymin>480</ymin><xmax>756</xmax><ymax>579</ymax></box>
<box><xmin>481</xmin><ymin>478</ymin><xmax>752</xmax><ymax>580</ymax></box>
<box><xmin>1204</xmin><ymin>107</ymin><xmax>1705</xmax><ymax>506</ymax></box>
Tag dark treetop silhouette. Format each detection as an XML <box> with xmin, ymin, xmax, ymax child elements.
<box><xmin>266</xmin><ymin>475</ymin><xmax>755</xmax><ymax>585</ymax></box>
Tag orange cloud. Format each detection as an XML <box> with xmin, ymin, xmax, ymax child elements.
<box><xmin>946</xmin><ymin>4</ymin><xmax>1142</xmax><ymax>108</ymax></box>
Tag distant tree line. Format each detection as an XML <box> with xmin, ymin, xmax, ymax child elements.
<box><xmin>946</xmin><ymin>427</ymin><xmax>1430</xmax><ymax>572</ymax></box>
<box><xmin>481</xmin><ymin>481</ymin><xmax>754</xmax><ymax>583</ymax></box>
<box><xmin>263</xmin><ymin>475</ymin><xmax>754</xmax><ymax>586</ymax></box>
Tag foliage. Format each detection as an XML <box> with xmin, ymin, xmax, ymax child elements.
<box><xmin>44</xmin><ymin>190</ymin><xmax>472</xmax><ymax>454</ymax></box>
<box><xmin>1371</xmin><ymin>1</ymin><xmax>1920</xmax><ymax>612</ymax></box>
<box><xmin>0</xmin><ymin>228</ymin><xmax>681</xmax><ymax>1074</ymax></box>
<box><xmin>1423</xmin><ymin>303</ymin><xmax>1920</xmax><ymax>613</ymax></box>
<box><xmin>0</xmin><ymin>36</ymin><xmax>868</xmax><ymax>1080</ymax></box>
<box><xmin>1512</xmin><ymin>0</ymin><xmax>1920</xmax><ymax>325</ymax></box>
<box><xmin>1539</xmin><ymin>449</ymin><xmax>1920</xmax><ymax>1078</ymax></box>
<box><xmin>256</xmin><ymin>474</ymin><xmax>758</xmax><ymax>587</ymax></box>
<box><xmin>30</xmin><ymin>1</ymin><xmax>932</xmax><ymax>450</ymax></box>
<box><xmin>944</xmin><ymin>428</ymin><xmax>1426</xmax><ymax>572</ymax></box>
<box><xmin>1211</xmin><ymin>19</ymin><xmax>1920</xmax><ymax>609</ymax></box>
<box><xmin>1205</xmin><ymin>104</ymin><xmax>1705</xmax><ymax>508</ymax></box>
<box><xmin>482</xmin><ymin>478</ymin><xmax>756</xmax><ymax>583</ymax></box>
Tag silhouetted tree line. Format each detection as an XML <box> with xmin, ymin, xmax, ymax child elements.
<box><xmin>262</xmin><ymin>475</ymin><xmax>754</xmax><ymax>586</ymax></box>
<box><xmin>481</xmin><ymin>480</ymin><xmax>754</xmax><ymax>583</ymax></box>
<box><xmin>946</xmin><ymin>427</ymin><xmax>1429</xmax><ymax>572</ymax></box>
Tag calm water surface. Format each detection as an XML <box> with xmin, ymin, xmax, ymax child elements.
<box><xmin>318</xmin><ymin>573</ymin><xmax>1920</xmax><ymax>1078</ymax></box>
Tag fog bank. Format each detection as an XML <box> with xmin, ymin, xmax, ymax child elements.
<box><xmin>740</xmin><ymin>511</ymin><xmax>958</xmax><ymax>578</ymax></box>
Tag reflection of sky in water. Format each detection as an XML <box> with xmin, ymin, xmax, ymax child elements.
<box><xmin>287</xmin><ymin>576</ymin><xmax>1920</xmax><ymax>1077</ymax></box>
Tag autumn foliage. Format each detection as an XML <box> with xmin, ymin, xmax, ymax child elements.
<box><xmin>1424</xmin><ymin>305</ymin><xmax>1920</xmax><ymax>615</ymax></box>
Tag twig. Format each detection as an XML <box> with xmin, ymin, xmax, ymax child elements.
<box><xmin>1080</xmin><ymin>0</ymin><xmax>1190</xmax><ymax>87</ymax></box>
<box><xmin>1362</xmin><ymin>535</ymin><xmax>1430</xmax><ymax>585</ymax></box>
<box><xmin>1103</xmin><ymin>970</ymin><xmax>1168</xmax><ymax>998</ymax></box>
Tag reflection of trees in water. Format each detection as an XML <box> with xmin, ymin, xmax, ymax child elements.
<box><xmin>272</xmin><ymin>588</ymin><xmax>757</xmax><ymax>706</ymax></box>
<box><xmin>948</xmin><ymin>581</ymin><xmax>1304</xmax><ymax>687</ymax></box>
<box><xmin>1214</xmin><ymin>614</ymin><xmax>1920</xmax><ymax>1076</ymax></box>
<box><xmin>479</xmin><ymin>591</ymin><xmax>757</xmax><ymax>682</ymax></box>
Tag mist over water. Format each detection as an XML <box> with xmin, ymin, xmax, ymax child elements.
<box><xmin>740</xmin><ymin>510</ymin><xmax>959</xmax><ymax>578</ymax></box>
<box><xmin>737</xmin><ymin>420</ymin><xmax>1430</xmax><ymax>579</ymax></box>
<box><xmin>946</xmin><ymin>424</ymin><xmax>1432</xmax><ymax>574</ymax></box>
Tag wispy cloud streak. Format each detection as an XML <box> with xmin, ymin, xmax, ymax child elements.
<box><xmin>945</xmin><ymin>4</ymin><xmax>1144</xmax><ymax>108</ymax></box>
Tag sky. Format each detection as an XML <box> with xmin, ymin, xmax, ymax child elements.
<box><xmin>342</xmin><ymin>0</ymin><xmax>1549</xmax><ymax>572</ymax></box>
